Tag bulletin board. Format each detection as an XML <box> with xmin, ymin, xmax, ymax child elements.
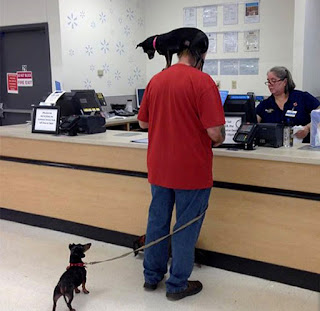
<box><xmin>183</xmin><ymin>1</ymin><xmax>260</xmax><ymax>76</ymax></box>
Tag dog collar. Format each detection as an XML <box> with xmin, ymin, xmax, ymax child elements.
<box><xmin>153</xmin><ymin>36</ymin><xmax>157</xmax><ymax>50</ymax></box>
<box><xmin>67</xmin><ymin>263</ymin><xmax>86</xmax><ymax>270</ymax></box>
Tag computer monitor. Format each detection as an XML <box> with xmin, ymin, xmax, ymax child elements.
<box><xmin>219</xmin><ymin>90</ymin><xmax>229</xmax><ymax>106</ymax></box>
<box><xmin>223</xmin><ymin>94</ymin><xmax>257</xmax><ymax>123</ymax></box>
<box><xmin>135</xmin><ymin>88</ymin><xmax>145</xmax><ymax>108</ymax></box>
<box><xmin>71</xmin><ymin>89</ymin><xmax>101</xmax><ymax>114</ymax></box>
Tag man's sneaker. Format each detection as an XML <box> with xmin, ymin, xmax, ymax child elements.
<box><xmin>166</xmin><ymin>281</ymin><xmax>203</xmax><ymax>300</ymax></box>
<box><xmin>143</xmin><ymin>282</ymin><xmax>158</xmax><ymax>291</ymax></box>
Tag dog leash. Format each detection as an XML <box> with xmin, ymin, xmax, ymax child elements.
<box><xmin>85</xmin><ymin>211</ymin><xmax>206</xmax><ymax>266</ymax></box>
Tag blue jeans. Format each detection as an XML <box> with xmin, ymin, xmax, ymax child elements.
<box><xmin>143</xmin><ymin>185</ymin><xmax>211</xmax><ymax>294</ymax></box>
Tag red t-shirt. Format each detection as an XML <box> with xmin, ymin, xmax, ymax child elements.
<box><xmin>138</xmin><ymin>63</ymin><xmax>225</xmax><ymax>189</ymax></box>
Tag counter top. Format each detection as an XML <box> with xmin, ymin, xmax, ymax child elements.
<box><xmin>1</xmin><ymin>124</ymin><xmax>320</xmax><ymax>165</ymax></box>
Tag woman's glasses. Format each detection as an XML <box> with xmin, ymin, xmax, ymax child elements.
<box><xmin>264</xmin><ymin>79</ymin><xmax>284</xmax><ymax>86</ymax></box>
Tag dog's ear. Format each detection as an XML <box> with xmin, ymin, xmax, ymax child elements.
<box><xmin>69</xmin><ymin>243</ymin><xmax>75</xmax><ymax>250</ymax></box>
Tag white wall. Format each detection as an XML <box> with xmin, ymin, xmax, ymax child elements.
<box><xmin>58</xmin><ymin>0</ymin><xmax>146</xmax><ymax>96</ymax></box>
<box><xmin>144</xmin><ymin>0</ymin><xmax>295</xmax><ymax>96</ymax></box>
<box><xmin>302</xmin><ymin>0</ymin><xmax>320</xmax><ymax>96</ymax></box>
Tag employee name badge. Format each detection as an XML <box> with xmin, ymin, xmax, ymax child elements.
<box><xmin>285</xmin><ymin>110</ymin><xmax>297</xmax><ymax>118</ymax></box>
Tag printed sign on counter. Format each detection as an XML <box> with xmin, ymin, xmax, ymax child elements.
<box><xmin>32</xmin><ymin>106</ymin><xmax>60</xmax><ymax>134</ymax></box>
<box><xmin>7</xmin><ymin>73</ymin><xmax>18</xmax><ymax>94</ymax></box>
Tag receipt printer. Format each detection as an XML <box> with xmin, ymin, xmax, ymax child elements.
<box><xmin>256</xmin><ymin>123</ymin><xmax>284</xmax><ymax>148</ymax></box>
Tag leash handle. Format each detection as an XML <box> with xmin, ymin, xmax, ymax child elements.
<box><xmin>85</xmin><ymin>210</ymin><xmax>206</xmax><ymax>266</ymax></box>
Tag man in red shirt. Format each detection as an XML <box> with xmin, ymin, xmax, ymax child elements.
<box><xmin>138</xmin><ymin>41</ymin><xmax>225</xmax><ymax>300</ymax></box>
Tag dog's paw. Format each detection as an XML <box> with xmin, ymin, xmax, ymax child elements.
<box><xmin>75</xmin><ymin>288</ymin><xmax>80</xmax><ymax>294</ymax></box>
<box><xmin>83</xmin><ymin>288</ymin><xmax>90</xmax><ymax>294</ymax></box>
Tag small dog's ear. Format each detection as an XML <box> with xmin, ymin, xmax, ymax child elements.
<box><xmin>69</xmin><ymin>244</ymin><xmax>75</xmax><ymax>250</ymax></box>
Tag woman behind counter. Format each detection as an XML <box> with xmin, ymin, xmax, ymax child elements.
<box><xmin>256</xmin><ymin>66</ymin><xmax>320</xmax><ymax>142</ymax></box>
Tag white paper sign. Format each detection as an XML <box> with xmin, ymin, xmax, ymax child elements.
<box><xmin>223</xmin><ymin>32</ymin><xmax>238</xmax><ymax>53</ymax></box>
<box><xmin>203</xmin><ymin>6</ymin><xmax>217</xmax><ymax>27</ymax></box>
<box><xmin>17</xmin><ymin>71</ymin><xmax>33</xmax><ymax>87</ymax></box>
<box><xmin>224</xmin><ymin>116</ymin><xmax>243</xmax><ymax>144</ymax></box>
<box><xmin>34</xmin><ymin>108</ymin><xmax>59</xmax><ymax>132</ymax></box>
<box><xmin>244</xmin><ymin>30</ymin><xmax>260</xmax><ymax>52</ymax></box>
<box><xmin>207</xmin><ymin>32</ymin><xmax>217</xmax><ymax>54</ymax></box>
<box><xmin>245</xmin><ymin>2</ymin><xmax>260</xmax><ymax>24</ymax></box>
<box><xmin>183</xmin><ymin>7</ymin><xmax>197</xmax><ymax>27</ymax></box>
<box><xmin>223</xmin><ymin>4</ymin><xmax>238</xmax><ymax>25</ymax></box>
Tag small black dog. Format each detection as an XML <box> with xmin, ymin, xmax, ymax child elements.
<box><xmin>133</xmin><ymin>234</ymin><xmax>172</xmax><ymax>257</ymax></box>
<box><xmin>53</xmin><ymin>243</ymin><xmax>91</xmax><ymax>311</ymax></box>
<box><xmin>136</xmin><ymin>27</ymin><xmax>209</xmax><ymax>68</ymax></box>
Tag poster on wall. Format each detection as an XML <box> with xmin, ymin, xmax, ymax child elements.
<box><xmin>7</xmin><ymin>73</ymin><xmax>18</xmax><ymax>94</ymax></box>
<box><xmin>220</xmin><ymin>59</ymin><xmax>239</xmax><ymax>75</ymax></box>
<box><xmin>239</xmin><ymin>58</ymin><xmax>259</xmax><ymax>75</ymax></box>
<box><xmin>203</xmin><ymin>59</ymin><xmax>218</xmax><ymax>76</ymax></box>
<box><xmin>245</xmin><ymin>2</ymin><xmax>260</xmax><ymax>24</ymax></box>
<box><xmin>223</xmin><ymin>32</ymin><xmax>238</xmax><ymax>53</ymax></box>
<box><xmin>223</xmin><ymin>4</ymin><xmax>238</xmax><ymax>25</ymax></box>
<box><xmin>17</xmin><ymin>71</ymin><xmax>33</xmax><ymax>87</ymax></box>
<box><xmin>183</xmin><ymin>7</ymin><xmax>197</xmax><ymax>27</ymax></box>
<box><xmin>203</xmin><ymin>6</ymin><xmax>218</xmax><ymax>27</ymax></box>
<box><xmin>207</xmin><ymin>32</ymin><xmax>217</xmax><ymax>53</ymax></box>
<box><xmin>244</xmin><ymin>30</ymin><xmax>260</xmax><ymax>52</ymax></box>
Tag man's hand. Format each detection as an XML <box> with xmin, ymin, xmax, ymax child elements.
<box><xmin>207</xmin><ymin>125</ymin><xmax>225</xmax><ymax>147</ymax></box>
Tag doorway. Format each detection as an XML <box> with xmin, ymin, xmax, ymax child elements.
<box><xmin>0</xmin><ymin>23</ymin><xmax>52</xmax><ymax>125</ymax></box>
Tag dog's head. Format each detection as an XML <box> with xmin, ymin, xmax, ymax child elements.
<box><xmin>136</xmin><ymin>36</ymin><xmax>156</xmax><ymax>59</ymax></box>
<box><xmin>69</xmin><ymin>243</ymin><xmax>91</xmax><ymax>258</ymax></box>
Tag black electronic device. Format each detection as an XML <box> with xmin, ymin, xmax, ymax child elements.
<box><xmin>233</xmin><ymin>123</ymin><xmax>258</xmax><ymax>150</ymax></box>
<box><xmin>59</xmin><ymin>114</ymin><xmax>106</xmax><ymax>136</ymax></box>
<box><xmin>224</xmin><ymin>94</ymin><xmax>257</xmax><ymax>123</ymax></box>
<box><xmin>59</xmin><ymin>115</ymin><xmax>81</xmax><ymax>136</ymax></box>
<box><xmin>71</xmin><ymin>89</ymin><xmax>102</xmax><ymax>114</ymax></box>
<box><xmin>78</xmin><ymin>115</ymin><xmax>106</xmax><ymax>134</ymax></box>
<box><xmin>256</xmin><ymin>123</ymin><xmax>284</xmax><ymax>148</ymax></box>
<box><xmin>55</xmin><ymin>92</ymin><xmax>82</xmax><ymax>117</ymax></box>
<box><xmin>96</xmin><ymin>92</ymin><xmax>107</xmax><ymax>106</ymax></box>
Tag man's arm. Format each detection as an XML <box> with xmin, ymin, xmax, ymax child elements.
<box><xmin>138</xmin><ymin>120</ymin><xmax>149</xmax><ymax>129</ymax></box>
<box><xmin>207</xmin><ymin>125</ymin><xmax>225</xmax><ymax>147</ymax></box>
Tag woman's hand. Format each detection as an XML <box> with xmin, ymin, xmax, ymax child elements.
<box><xmin>294</xmin><ymin>125</ymin><xmax>310</xmax><ymax>139</ymax></box>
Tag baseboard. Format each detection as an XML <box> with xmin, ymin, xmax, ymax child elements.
<box><xmin>1</xmin><ymin>207</ymin><xmax>319</xmax><ymax>292</ymax></box>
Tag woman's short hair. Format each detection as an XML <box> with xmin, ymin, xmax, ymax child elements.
<box><xmin>268</xmin><ymin>66</ymin><xmax>296</xmax><ymax>93</ymax></box>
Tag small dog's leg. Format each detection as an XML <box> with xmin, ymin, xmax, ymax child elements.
<box><xmin>82</xmin><ymin>281</ymin><xmax>90</xmax><ymax>294</ymax></box>
<box><xmin>64</xmin><ymin>293</ymin><xmax>75</xmax><ymax>311</ymax></box>
<box><xmin>165</xmin><ymin>52</ymin><xmax>173</xmax><ymax>68</ymax></box>
<box><xmin>75</xmin><ymin>287</ymin><xmax>80</xmax><ymax>294</ymax></box>
<box><xmin>53</xmin><ymin>286</ymin><xmax>62</xmax><ymax>311</ymax></box>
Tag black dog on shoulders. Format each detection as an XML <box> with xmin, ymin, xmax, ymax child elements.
<box><xmin>136</xmin><ymin>27</ymin><xmax>209</xmax><ymax>69</ymax></box>
<box><xmin>53</xmin><ymin>243</ymin><xmax>91</xmax><ymax>311</ymax></box>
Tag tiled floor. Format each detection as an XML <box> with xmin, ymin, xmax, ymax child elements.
<box><xmin>0</xmin><ymin>219</ymin><xmax>319</xmax><ymax>311</ymax></box>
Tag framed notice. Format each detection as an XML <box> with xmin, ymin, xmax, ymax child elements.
<box><xmin>222</xmin><ymin>112</ymin><xmax>246</xmax><ymax>146</ymax></box>
<box><xmin>32</xmin><ymin>106</ymin><xmax>60</xmax><ymax>134</ymax></box>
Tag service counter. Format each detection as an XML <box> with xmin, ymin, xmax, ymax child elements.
<box><xmin>0</xmin><ymin>124</ymin><xmax>319</xmax><ymax>291</ymax></box>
